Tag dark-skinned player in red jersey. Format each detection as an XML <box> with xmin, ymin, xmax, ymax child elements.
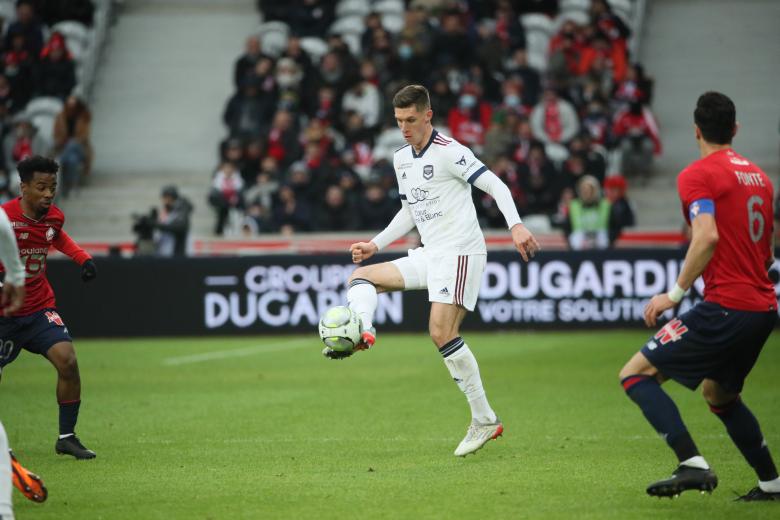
<box><xmin>0</xmin><ymin>155</ymin><xmax>98</xmax><ymax>460</ymax></box>
<box><xmin>619</xmin><ymin>92</ymin><xmax>780</xmax><ymax>501</ymax></box>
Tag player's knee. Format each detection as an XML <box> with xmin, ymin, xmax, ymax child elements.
<box><xmin>57</xmin><ymin>353</ymin><xmax>80</xmax><ymax>380</ymax></box>
<box><xmin>428</xmin><ymin>327</ymin><xmax>454</xmax><ymax>349</ymax></box>
<box><xmin>348</xmin><ymin>267</ymin><xmax>371</xmax><ymax>285</ymax></box>
<box><xmin>701</xmin><ymin>380</ymin><xmax>736</xmax><ymax>407</ymax></box>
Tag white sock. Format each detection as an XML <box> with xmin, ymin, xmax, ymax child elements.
<box><xmin>0</xmin><ymin>421</ymin><xmax>14</xmax><ymax>519</ymax></box>
<box><xmin>441</xmin><ymin>338</ymin><xmax>497</xmax><ymax>424</ymax></box>
<box><xmin>759</xmin><ymin>477</ymin><xmax>780</xmax><ymax>493</ymax></box>
<box><xmin>680</xmin><ymin>455</ymin><xmax>710</xmax><ymax>470</ymax></box>
<box><xmin>347</xmin><ymin>279</ymin><xmax>377</xmax><ymax>330</ymax></box>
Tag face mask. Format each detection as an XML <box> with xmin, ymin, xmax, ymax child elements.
<box><xmin>459</xmin><ymin>94</ymin><xmax>476</xmax><ymax>109</ymax></box>
<box><xmin>504</xmin><ymin>94</ymin><xmax>520</xmax><ymax>107</ymax></box>
<box><xmin>277</xmin><ymin>73</ymin><xmax>299</xmax><ymax>88</ymax></box>
<box><xmin>398</xmin><ymin>44</ymin><xmax>413</xmax><ymax>60</ymax></box>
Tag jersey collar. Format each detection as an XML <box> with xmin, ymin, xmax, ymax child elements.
<box><xmin>412</xmin><ymin>129</ymin><xmax>438</xmax><ymax>159</ymax></box>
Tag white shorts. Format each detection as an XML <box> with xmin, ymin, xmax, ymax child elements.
<box><xmin>392</xmin><ymin>247</ymin><xmax>486</xmax><ymax>311</ymax></box>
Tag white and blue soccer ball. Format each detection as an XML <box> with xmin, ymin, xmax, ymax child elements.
<box><xmin>318</xmin><ymin>305</ymin><xmax>362</xmax><ymax>352</ymax></box>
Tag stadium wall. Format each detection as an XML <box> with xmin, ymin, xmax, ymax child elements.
<box><xmin>47</xmin><ymin>251</ymin><xmax>780</xmax><ymax>337</ymax></box>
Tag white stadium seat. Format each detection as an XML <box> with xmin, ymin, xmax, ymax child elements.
<box><xmin>51</xmin><ymin>21</ymin><xmax>91</xmax><ymax>48</ymax></box>
<box><xmin>336</xmin><ymin>0</ymin><xmax>371</xmax><ymax>18</ymax></box>
<box><xmin>329</xmin><ymin>15</ymin><xmax>364</xmax><ymax>36</ymax></box>
<box><xmin>373</xmin><ymin>0</ymin><xmax>405</xmax><ymax>15</ymax></box>
<box><xmin>520</xmin><ymin>13</ymin><xmax>555</xmax><ymax>35</ymax></box>
<box><xmin>24</xmin><ymin>97</ymin><xmax>64</xmax><ymax>118</ymax></box>
<box><xmin>560</xmin><ymin>0</ymin><xmax>591</xmax><ymax>12</ymax></box>
<box><xmin>381</xmin><ymin>13</ymin><xmax>404</xmax><ymax>33</ymax></box>
<box><xmin>299</xmin><ymin>37</ymin><xmax>329</xmax><ymax>63</ymax></box>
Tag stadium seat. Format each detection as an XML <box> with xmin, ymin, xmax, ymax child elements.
<box><xmin>525</xmin><ymin>30</ymin><xmax>550</xmax><ymax>55</ymax></box>
<box><xmin>520</xmin><ymin>13</ymin><xmax>555</xmax><ymax>35</ymax></box>
<box><xmin>527</xmin><ymin>48</ymin><xmax>548</xmax><ymax>72</ymax></box>
<box><xmin>373</xmin><ymin>127</ymin><xmax>406</xmax><ymax>162</ymax></box>
<box><xmin>560</xmin><ymin>0</ymin><xmax>591</xmax><ymax>12</ymax></box>
<box><xmin>554</xmin><ymin>10</ymin><xmax>590</xmax><ymax>30</ymax></box>
<box><xmin>380</xmin><ymin>13</ymin><xmax>404</xmax><ymax>33</ymax></box>
<box><xmin>300</xmin><ymin>36</ymin><xmax>329</xmax><ymax>63</ymax></box>
<box><xmin>373</xmin><ymin>0</ymin><xmax>405</xmax><ymax>15</ymax></box>
<box><xmin>260</xmin><ymin>30</ymin><xmax>288</xmax><ymax>58</ymax></box>
<box><xmin>340</xmin><ymin>32</ymin><xmax>362</xmax><ymax>56</ymax></box>
<box><xmin>329</xmin><ymin>15</ymin><xmax>364</xmax><ymax>36</ymax></box>
<box><xmin>336</xmin><ymin>0</ymin><xmax>371</xmax><ymax>18</ymax></box>
<box><xmin>30</xmin><ymin>113</ymin><xmax>55</xmax><ymax>148</ymax></box>
<box><xmin>24</xmin><ymin>97</ymin><xmax>64</xmax><ymax>118</ymax></box>
<box><xmin>0</xmin><ymin>1</ymin><xmax>15</xmax><ymax>25</ymax></box>
<box><xmin>51</xmin><ymin>21</ymin><xmax>92</xmax><ymax>49</ymax></box>
<box><xmin>545</xmin><ymin>142</ymin><xmax>570</xmax><ymax>164</ymax></box>
<box><xmin>608</xmin><ymin>0</ymin><xmax>634</xmax><ymax>18</ymax></box>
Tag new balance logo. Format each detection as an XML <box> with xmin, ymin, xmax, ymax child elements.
<box><xmin>455</xmin><ymin>155</ymin><xmax>467</xmax><ymax>166</ymax></box>
<box><xmin>401</xmin><ymin>172</ymin><xmax>407</xmax><ymax>179</ymax></box>
<box><xmin>439</xmin><ymin>287</ymin><xmax>449</xmax><ymax>295</ymax></box>
<box><xmin>654</xmin><ymin>318</ymin><xmax>688</xmax><ymax>345</ymax></box>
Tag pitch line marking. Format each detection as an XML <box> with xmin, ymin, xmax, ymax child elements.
<box><xmin>162</xmin><ymin>339</ymin><xmax>311</xmax><ymax>366</ymax></box>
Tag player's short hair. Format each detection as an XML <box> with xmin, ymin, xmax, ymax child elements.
<box><xmin>392</xmin><ymin>85</ymin><xmax>431</xmax><ymax>112</ymax></box>
<box><xmin>17</xmin><ymin>155</ymin><xmax>59</xmax><ymax>183</ymax></box>
<box><xmin>694</xmin><ymin>91</ymin><xmax>736</xmax><ymax>145</ymax></box>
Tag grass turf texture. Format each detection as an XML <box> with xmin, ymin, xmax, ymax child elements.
<box><xmin>2</xmin><ymin>331</ymin><xmax>779</xmax><ymax>519</ymax></box>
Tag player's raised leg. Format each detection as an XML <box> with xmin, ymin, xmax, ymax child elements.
<box><xmin>703</xmin><ymin>379</ymin><xmax>780</xmax><ymax>501</ymax></box>
<box><xmin>619</xmin><ymin>351</ymin><xmax>716</xmax><ymax>497</ymax></box>
<box><xmin>46</xmin><ymin>342</ymin><xmax>95</xmax><ymax>459</ymax></box>
<box><xmin>429</xmin><ymin>303</ymin><xmax>501</xmax><ymax>457</ymax></box>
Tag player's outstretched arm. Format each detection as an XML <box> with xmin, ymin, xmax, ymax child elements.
<box><xmin>472</xmin><ymin>170</ymin><xmax>540</xmax><ymax>262</ymax></box>
<box><xmin>644</xmin><ymin>213</ymin><xmax>718</xmax><ymax>327</ymax></box>
<box><xmin>53</xmin><ymin>229</ymin><xmax>97</xmax><ymax>282</ymax></box>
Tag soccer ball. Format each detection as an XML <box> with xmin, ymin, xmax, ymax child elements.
<box><xmin>318</xmin><ymin>306</ymin><xmax>362</xmax><ymax>352</ymax></box>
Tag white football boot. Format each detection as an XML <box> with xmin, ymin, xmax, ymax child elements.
<box><xmin>453</xmin><ymin>418</ymin><xmax>503</xmax><ymax>457</ymax></box>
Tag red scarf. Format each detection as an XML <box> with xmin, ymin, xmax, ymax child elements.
<box><xmin>12</xmin><ymin>137</ymin><xmax>32</xmax><ymax>161</ymax></box>
<box><xmin>544</xmin><ymin>101</ymin><xmax>562</xmax><ymax>143</ymax></box>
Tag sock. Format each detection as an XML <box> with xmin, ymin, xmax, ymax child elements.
<box><xmin>59</xmin><ymin>399</ymin><xmax>81</xmax><ymax>437</ymax></box>
<box><xmin>710</xmin><ymin>397</ymin><xmax>779</xmax><ymax>482</ymax></box>
<box><xmin>759</xmin><ymin>477</ymin><xmax>780</xmax><ymax>493</ymax></box>
<box><xmin>440</xmin><ymin>337</ymin><xmax>497</xmax><ymax>424</ymax></box>
<box><xmin>347</xmin><ymin>278</ymin><xmax>377</xmax><ymax>330</ymax></box>
<box><xmin>680</xmin><ymin>455</ymin><xmax>710</xmax><ymax>470</ymax></box>
<box><xmin>622</xmin><ymin>375</ymin><xmax>701</xmax><ymax>463</ymax></box>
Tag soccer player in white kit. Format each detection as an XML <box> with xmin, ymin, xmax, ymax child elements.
<box><xmin>0</xmin><ymin>205</ymin><xmax>47</xmax><ymax>519</ymax></box>
<box><xmin>324</xmin><ymin>85</ymin><xmax>541</xmax><ymax>456</ymax></box>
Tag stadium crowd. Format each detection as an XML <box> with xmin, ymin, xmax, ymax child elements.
<box><xmin>214</xmin><ymin>0</ymin><xmax>655</xmax><ymax>248</ymax></box>
<box><xmin>0</xmin><ymin>0</ymin><xmax>96</xmax><ymax>198</ymax></box>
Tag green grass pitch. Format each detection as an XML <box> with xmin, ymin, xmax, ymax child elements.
<box><xmin>2</xmin><ymin>331</ymin><xmax>779</xmax><ymax>519</ymax></box>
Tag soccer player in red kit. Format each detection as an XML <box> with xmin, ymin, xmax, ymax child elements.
<box><xmin>0</xmin><ymin>156</ymin><xmax>98</xmax><ymax>459</ymax></box>
<box><xmin>619</xmin><ymin>92</ymin><xmax>780</xmax><ymax>500</ymax></box>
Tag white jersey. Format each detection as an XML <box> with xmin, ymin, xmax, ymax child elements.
<box><xmin>393</xmin><ymin>130</ymin><xmax>487</xmax><ymax>254</ymax></box>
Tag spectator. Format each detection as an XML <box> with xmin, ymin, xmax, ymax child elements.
<box><xmin>341</xmin><ymin>77</ymin><xmax>381</xmax><ymax>130</ymax></box>
<box><xmin>502</xmin><ymin>49</ymin><xmax>541</xmax><ymax>107</ymax></box>
<box><xmin>569</xmin><ymin>132</ymin><xmax>607</xmax><ymax>181</ymax></box>
<box><xmin>3</xmin><ymin>117</ymin><xmax>45</xmax><ymax>173</ymax></box>
<box><xmin>477</xmin><ymin>156</ymin><xmax>525</xmax><ymax>226</ymax></box>
<box><xmin>314</xmin><ymin>184</ymin><xmax>357</xmax><ymax>231</ymax></box>
<box><xmin>482</xmin><ymin>110</ymin><xmax>517</xmax><ymax>167</ymax></box>
<box><xmin>154</xmin><ymin>185</ymin><xmax>192</xmax><ymax>257</ymax></box>
<box><xmin>360</xmin><ymin>13</ymin><xmax>384</xmax><ymax>53</ymax></box>
<box><xmin>243</xmin><ymin>164</ymin><xmax>280</xmax><ymax>210</ymax></box>
<box><xmin>447</xmin><ymin>84</ymin><xmax>492</xmax><ymax>151</ymax></box>
<box><xmin>530</xmin><ymin>88</ymin><xmax>580</xmax><ymax>145</ymax></box>
<box><xmin>209</xmin><ymin>162</ymin><xmax>244</xmax><ymax>235</ymax></box>
<box><xmin>431</xmin><ymin>10</ymin><xmax>471</xmax><ymax>69</ymax></box>
<box><xmin>580</xmin><ymin>98</ymin><xmax>611</xmax><ymax>145</ymax></box>
<box><xmin>3</xmin><ymin>33</ymin><xmax>36</xmax><ymax>111</ymax></box>
<box><xmin>0</xmin><ymin>169</ymin><xmax>13</xmax><ymax>203</ymax></box>
<box><xmin>612</xmin><ymin>101</ymin><xmax>662</xmax><ymax>177</ymax></box>
<box><xmin>275</xmin><ymin>57</ymin><xmax>305</xmax><ymax>114</ymax></box>
<box><xmin>223</xmin><ymin>75</ymin><xmax>274</xmax><ymax>138</ymax></box>
<box><xmin>4</xmin><ymin>0</ymin><xmax>44</xmax><ymax>57</ymax></box>
<box><xmin>519</xmin><ymin>142</ymin><xmax>560</xmax><ymax>215</ymax></box>
<box><xmin>281</xmin><ymin>35</ymin><xmax>313</xmax><ymax>78</ymax></box>
<box><xmin>568</xmin><ymin>175</ymin><xmax>610</xmax><ymax>250</ymax></box>
<box><xmin>590</xmin><ymin>0</ymin><xmax>631</xmax><ymax>57</ymax></box>
<box><xmin>613</xmin><ymin>63</ymin><xmax>653</xmax><ymax>107</ymax></box>
<box><xmin>265</xmin><ymin>109</ymin><xmax>300</xmax><ymax>169</ymax></box>
<box><xmin>52</xmin><ymin>95</ymin><xmax>93</xmax><ymax>197</ymax></box>
<box><xmin>577</xmin><ymin>31</ymin><xmax>627</xmax><ymax>86</ymax></box>
<box><xmin>241</xmin><ymin>201</ymin><xmax>275</xmax><ymax>235</ymax></box>
<box><xmin>233</xmin><ymin>35</ymin><xmax>269</xmax><ymax>88</ymax></box>
<box><xmin>604</xmin><ymin>175</ymin><xmax>635</xmax><ymax>245</ymax></box>
<box><xmin>240</xmin><ymin>138</ymin><xmax>264</xmax><ymax>186</ymax></box>
<box><xmin>34</xmin><ymin>32</ymin><xmax>76</xmax><ymax>99</ymax></box>
<box><xmin>359</xmin><ymin>182</ymin><xmax>396</xmax><ymax>231</ymax></box>
<box><xmin>509</xmin><ymin>116</ymin><xmax>541</xmax><ymax>165</ymax></box>
<box><xmin>272</xmin><ymin>184</ymin><xmax>311</xmax><ymax>234</ymax></box>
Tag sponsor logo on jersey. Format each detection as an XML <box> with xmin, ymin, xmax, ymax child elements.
<box><xmin>423</xmin><ymin>165</ymin><xmax>434</xmax><ymax>180</ymax></box>
<box><xmin>407</xmin><ymin>187</ymin><xmax>439</xmax><ymax>205</ymax></box>
<box><xmin>45</xmin><ymin>311</ymin><xmax>64</xmax><ymax>326</ymax></box>
<box><xmin>455</xmin><ymin>155</ymin><xmax>467</xmax><ymax>166</ymax></box>
<box><xmin>45</xmin><ymin>227</ymin><xmax>55</xmax><ymax>242</ymax></box>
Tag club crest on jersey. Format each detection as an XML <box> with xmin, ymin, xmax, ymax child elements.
<box><xmin>45</xmin><ymin>311</ymin><xmax>64</xmax><ymax>326</ymax></box>
<box><xmin>423</xmin><ymin>165</ymin><xmax>434</xmax><ymax>180</ymax></box>
<box><xmin>45</xmin><ymin>227</ymin><xmax>55</xmax><ymax>242</ymax></box>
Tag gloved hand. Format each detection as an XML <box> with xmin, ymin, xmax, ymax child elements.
<box><xmin>81</xmin><ymin>259</ymin><xmax>97</xmax><ymax>282</ymax></box>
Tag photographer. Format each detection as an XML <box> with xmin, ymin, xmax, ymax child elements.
<box><xmin>132</xmin><ymin>186</ymin><xmax>192</xmax><ymax>257</ymax></box>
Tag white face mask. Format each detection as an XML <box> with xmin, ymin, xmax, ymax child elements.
<box><xmin>277</xmin><ymin>72</ymin><xmax>300</xmax><ymax>88</ymax></box>
<box><xmin>459</xmin><ymin>94</ymin><xmax>477</xmax><ymax>109</ymax></box>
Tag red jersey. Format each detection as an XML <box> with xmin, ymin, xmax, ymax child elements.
<box><xmin>677</xmin><ymin>149</ymin><xmax>776</xmax><ymax>311</ymax></box>
<box><xmin>0</xmin><ymin>198</ymin><xmax>91</xmax><ymax>316</ymax></box>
